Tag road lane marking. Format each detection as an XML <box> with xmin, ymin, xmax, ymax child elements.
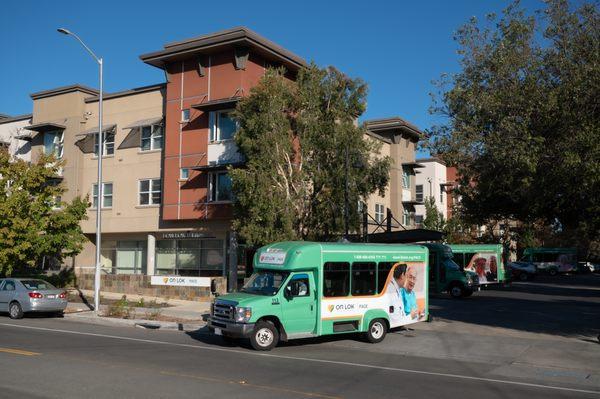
<box><xmin>159</xmin><ymin>370</ymin><xmax>341</xmax><ymax>399</ymax></box>
<box><xmin>0</xmin><ymin>347</ymin><xmax>41</xmax><ymax>356</ymax></box>
<box><xmin>1</xmin><ymin>322</ymin><xmax>598</xmax><ymax>396</ymax></box>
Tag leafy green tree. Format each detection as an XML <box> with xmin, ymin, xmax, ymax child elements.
<box><xmin>0</xmin><ymin>151</ymin><xmax>88</xmax><ymax>276</ymax></box>
<box><xmin>422</xmin><ymin>197</ymin><xmax>445</xmax><ymax>231</ymax></box>
<box><xmin>231</xmin><ymin>65</ymin><xmax>392</xmax><ymax>246</ymax></box>
<box><xmin>428</xmin><ymin>0</ymin><xmax>599</xmax><ymax>248</ymax></box>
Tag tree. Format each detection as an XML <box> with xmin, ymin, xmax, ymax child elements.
<box><xmin>422</xmin><ymin>197</ymin><xmax>445</xmax><ymax>231</ymax></box>
<box><xmin>230</xmin><ymin>65</ymin><xmax>392</xmax><ymax>246</ymax></box>
<box><xmin>428</xmin><ymin>0</ymin><xmax>599</xmax><ymax>249</ymax></box>
<box><xmin>0</xmin><ymin>151</ymin><xmax>88</xmax><ymax>276</ymax></box>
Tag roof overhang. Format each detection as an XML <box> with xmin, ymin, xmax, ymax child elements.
<box><xmin>140</xmin><ymin>27</ymin><xmax>306</xmax><ymax>72</ymax></box>
<box><xmin>191</xmin><ymin>161</ymin><xmax>244</xmax><ymax>171</ymax></box>
<box><xmin>401</xmin><ymin>162</ymin><xmax>425</xmax><ymax>169</ymax></box>
<box><xmin>25</xmin><ymin>122</ymin><xmax>66</xmax><ymax>133</ymax></box>
<box><xmin>124</xmin><ymin>117</ymin><xmax>163</xmax><ymax>129</ymax></box>
<box><xmin>76</xmin><ymin>124</ymin><xmax>117</xmax><ymax>137</ymax></box>
<box><xmin>364</xmin><ymin>117</ymin><xmax>423</xmax><ymax>142</ymax></box>
<box><xmin>191</xmin><ymin>97</ymin><xmax>240</xmax><ymax>111</ymax></box>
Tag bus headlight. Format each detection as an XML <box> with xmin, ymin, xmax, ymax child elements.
<box><xmin>235</xmin><ymin>306</ymin><xmax>252</xmax><ymax>323</ymax></box>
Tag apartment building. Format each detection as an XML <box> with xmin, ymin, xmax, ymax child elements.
<box><xmin>139</xmin><ymin>27</ymin><xmax>306</xmax><ymax>279</ymax></box>
<box><xmin>414</xmin><ymin>157</ymin><xmax>450</xmax><ymax>225</ymax></box>
<box><xmin>9</xmin><ymin>27</ymin><xmax>423</xmax><ymax>295</ymax></box>
<box><xmin>364</xmin><ymin>117</ymin><xmax>423</xmax><ymax>230</ymax></box>
<box><xmin>24</xmin><ymin>84</ymin><xmax>168</xmax><ymax>276</ymax></box>
<box><xmin>0</xmin><ymin>113</ymin><xmax>32</xmax><ymax>161</ymax></box>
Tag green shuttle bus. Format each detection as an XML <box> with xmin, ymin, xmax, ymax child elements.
<box><xmin>423</xmin><ymin>243</ymin><xmax>479</xmax><ymax>298</ymax></box>
<box><xmin>208</xmin><ymin>241</ymin><xmax>429</xmax><ymax>350</ymax></box>
<box><xmin>450</xmin><ymin>244</ymin><xmax>508</xmax><ymax>285</ymax></box>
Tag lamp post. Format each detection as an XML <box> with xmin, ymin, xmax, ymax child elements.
<box><xmin>58</xmin><ymin>28</ymin><xmax>103</xmax><ymax>315</ymax></box>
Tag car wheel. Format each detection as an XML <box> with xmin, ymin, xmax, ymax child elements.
<box><xmin>250</xmin><ymin>320</ymin><xmax>279</xmax><ymax>351</ymax></box>
<box><xmin>364</xmin><ymin>318</ymin><xmax>387</xmax><ymax>344</ymax></box>
<box><xmin>449</xmin><ymin>283</ymin><xmax>465</xmax><ymax>299</ymax></box>
<box><xmin>54</xmin><ymin>311</ymin><xmax>65</xmax><ymax>318</ymax></box>
<box><xmin>549</xmin><ymin>268</ymin><xmax>558</xmax><ymax>276</ymax></box>
<box><xmin>9</xmin><ymin>302</ymin><xmax>23</xmax><ymax>320</ymax></box>
<box><xmin>519</xmin><ymin>272</ymin><xmax>529</xmax><ymax>281</ymax></box>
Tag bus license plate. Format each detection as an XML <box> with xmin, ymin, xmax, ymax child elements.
<box><xmin>214</xmin><ymin>328</ymin><xmax>222</xmax><ymax>336</ymax></box>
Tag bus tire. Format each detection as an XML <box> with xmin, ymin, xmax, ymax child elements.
<box><xmin>250</xmin><ymin>320</ymin><xmax>279</xmax><ymax>351</ymax></box>
<box><xmin>365</xmin><ymin>318</ymin><xmax>387</xmax><ymax>344</ymax></box>
<box><xmin>449</xmin><ymin>283</ymin><xmax>465</xmax><ymax>299</ymax></box>
<box><xmin>548</xmin><ymin>268</ymin><xmax>558</xmax><ymax>276</ymax></box>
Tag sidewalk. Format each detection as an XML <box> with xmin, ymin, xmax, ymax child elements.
<box><xmin>65</xmin><ymin>289</ymin><xmax>211</xmax><ymax>330</ymax></box>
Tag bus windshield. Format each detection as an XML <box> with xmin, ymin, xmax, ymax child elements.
<box><xmin>240</xmin><ymin>271</ymin><xmax>289</xmax><ymax>296</ymax></box>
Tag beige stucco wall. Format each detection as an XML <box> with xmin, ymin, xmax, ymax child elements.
<box><xmin>79</xmin><ymin>89</ymin><xmax>165</xmax><ymax>234</ymax></box>
<box><xmin>30</xmin><ymin>91</ymin><xmax>91</xmax><ymax>203</ymax></box>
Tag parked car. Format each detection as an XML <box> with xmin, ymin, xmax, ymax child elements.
<box><xmin>507</xmin><ymin>261</ymin><xmax>536</xmax><ymax>281</ymax></box>
<box><xmin>577</xmin><ymin>261</ymin><xmax>600</xmax><ymax>273</ymax></box>
<box><xmin>0</xmin><ymin>278</ymin><xmax>67</xmax><ymax>319</ymax></box>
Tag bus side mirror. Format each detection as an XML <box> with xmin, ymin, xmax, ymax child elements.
<box><xmin>284</xmin><ymin>285</ymin><xmax>293</xmax><ymax>300</ymax></box>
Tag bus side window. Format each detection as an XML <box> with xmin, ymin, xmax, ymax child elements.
<box><xmin>323</xmin><ymin>262</ymin><xmax>350</xmax><ymax>297</ymax></box>
<box><xmin>377</xmin><ymin>262</ymin><xmax>394</xmax><ymax>294</ymax></box>
<box><xmin>351</xmin><ymin>262</ymin><xmax>376</xmax><ymax>296</ymax></box>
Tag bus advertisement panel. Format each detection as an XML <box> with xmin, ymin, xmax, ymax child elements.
<box><xmin>450</xmin><ymin>244</ymin><xmax>506</xmax><ymax>284</ymax></box>
<box><xmin>320</xmin><ymin>260</ymin><xmax>428</xmax><ymax>329</ymax></box>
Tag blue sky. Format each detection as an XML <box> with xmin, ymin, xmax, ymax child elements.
<box><xmin>1</xmin><ymin>0</ymin><xmax>546</xmax><ymax>145</ymax></box>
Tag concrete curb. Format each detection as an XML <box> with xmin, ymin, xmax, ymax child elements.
<box><xmin>64</xmin><ymin>311</ymin><xmax>206</xmax><ymax>332</ymax></box>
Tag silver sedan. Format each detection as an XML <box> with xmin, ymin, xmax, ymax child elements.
<box><xmin>0</xmin><ymin>278</ymin><xmax>68</xmax><ymax>319</ymax></box>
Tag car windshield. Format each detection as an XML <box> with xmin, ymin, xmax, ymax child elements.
<box><xmin>21</xmin><ymin>280</ymin><xmax>56</xmax><ymax>290</ymax></box>
<box><xmin>240</xmin><ymin>271</ymin><xmax>289</xmax><ymax>296</ymax></box>
<box><xmin>443</xmin><ymin>258</ymin><xmax>461</xmax><ymax>271</ymax></box>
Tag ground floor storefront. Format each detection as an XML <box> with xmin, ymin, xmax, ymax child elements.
<box><xmin>73</xmin><ymin>226</ymin><xmax>240</xmax><ymax>299</ymax></box>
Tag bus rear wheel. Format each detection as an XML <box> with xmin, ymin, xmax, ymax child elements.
<box><xmin>365</xmin><ymin>319</ymin><xmax>387</xmax><ymax>344</ymax></box>
<box><xmin>250</xmin><ymin>320</ymin><xmax>279</xmax><ymax>351</ymax></box>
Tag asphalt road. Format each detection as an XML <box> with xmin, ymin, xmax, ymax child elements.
<box><xmin>0</xmin><ymin>274</ymin><xmax>598</xmax><ymax>399</ymax></box>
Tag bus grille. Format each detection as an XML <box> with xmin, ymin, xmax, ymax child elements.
<box><xmin>213</xmin><ymin>302</ymin><xmax>234</xmax><ymax>320</ymax></box>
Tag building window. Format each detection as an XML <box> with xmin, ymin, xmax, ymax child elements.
<box><xmin>403</xmin><ymin>208</ymin><xmax>410</xmax><ymax>226</ymax></box>
<box><xmin>52</xmin><ymin>196</ymin><xmax>62</xmax><ymax>210</ymax></box>
<box><xmin>155</xmin><ymin>239</ymin><xmax>224</xmax><ymax>277</ymax></box>
<box><xmin>416</xmin><ymin>185</ymin><xmax>423</xmax><ymax>203</ymax></box>
<box><xmin>44</xmin><ymin>131</ymin><xmax>64</xmax><ymax>159</ymax></box>
<box><xmin>439</xmin><ymin>184</ymin><xmax>444</xmax><ymax>203</ymax></box>
<box><xmin>181</xmin><ymin>109</ymin><xmax>190</xmax><ymax>122</ymax></box>
<box><xmin>94</xmin><ymin>131</ymin><xmax>115</xmax><ymax>156</ymax></box>
<box><xmin>210</xmin><ymin>110</ymin><xmax>238</xmax><ymax>142</ymax></box>
<box><xmin>101</xmin><ymin>241</ymin><xmax>147</xmax><ymax>275</ymax></box>
<box><xmin>415</xmin><ymin>214</ymin><xmax>424</xmax><ymax>226</ymax></box>
<box><xmin>141</xmin><ymin>124</ymin><xmax>163</xmax><ymax>151</ymax></box>
<box><xmin>139</xmin><ymin>179</ymin><xmax>161</xmax><ymax>205</ymax></box>
<box><xmin>92</xmin><ymin>183</ymin><xmax>113</xmax><ymax>208</ymax></box>
<box><xmin>402</xmin><ymin>169</ymin><xmax>411</xmax><ymax>188</ymax></box>
<box><xmin>209</xmin><ymin>171</ymin><xmax>232</xmax><ymax>202</ymax></box>
<box><xmin>375</xmin><ymin>203</ymin><xmax>385</xmax><ymax>223</ymax></box>
<box><xmin>180</xmin><ymin>168</ymin><xmax>189</xmax><ymax>180</ymax></box>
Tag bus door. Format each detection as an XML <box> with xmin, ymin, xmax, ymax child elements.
<box><xmin>282</xmin><ymin>272</ymin><xmax>317</xmax><ymax>335</ymax></box>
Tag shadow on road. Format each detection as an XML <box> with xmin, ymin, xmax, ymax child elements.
<box><xmin>430</xmin><ymin>274</ymin><xmax>600</xmax><ymax>339</ymax></box>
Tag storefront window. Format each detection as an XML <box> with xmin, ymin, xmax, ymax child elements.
<box><xmin>100</xmin><ymin>240</ymin><xmax>147</xmax><ymax>275</ymax></box>
<box><xmin>155</xmin><ymin>239</ymin><xmax>224</xmax><ymax>276</ymax></box>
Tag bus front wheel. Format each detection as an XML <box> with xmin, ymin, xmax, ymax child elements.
<box><xmin>449</xmin><ymin>283</ymin><xmax>465</xmax><ymax>299</ymax></box>
<box><xmin>250</xmin><ymin>320</ymin><xmax>279</xmax><ymax>351</ymax></box>
<box><xmin>365</xmin><ymin>319</ymin><xmax>387</xmax><ymax>344</ymax></box>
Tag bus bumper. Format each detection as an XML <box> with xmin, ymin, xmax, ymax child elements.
<box><xmin>208</xmin><ymin>317</ymin><xmax>255</xmax><ymax>338</ymax></box>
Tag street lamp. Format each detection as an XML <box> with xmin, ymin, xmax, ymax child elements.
<box><xmin>58</xmin><ymin>28</ymin><xmax>103</xmax><ymax>316</ymax></box>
